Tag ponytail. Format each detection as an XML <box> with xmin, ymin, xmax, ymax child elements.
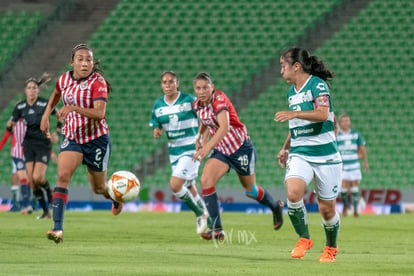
<box><xmin>281</xmin><ymin>47</ymin><xmax>334</xmax><ymax>86</ymax></box>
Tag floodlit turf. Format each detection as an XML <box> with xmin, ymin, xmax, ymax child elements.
<box><xmin>0</xmin><ymin>211</ymin><xmax>413</xmax><ymax>275</ymax></box>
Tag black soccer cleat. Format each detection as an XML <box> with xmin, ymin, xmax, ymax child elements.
<box><xmin>273</xmin><ymin>200</ymin><xmax>284</xmax><ymax>231</ymax></box>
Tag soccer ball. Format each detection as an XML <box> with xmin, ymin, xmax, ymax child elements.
<box><xmin>107</xmin><ymin>170</ymin><xmax>140</xmax><ymax>203</ymax></box>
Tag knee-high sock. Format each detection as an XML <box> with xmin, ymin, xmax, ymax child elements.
<box><xmin>33</xmin><ymin>188</ymin><xmax>48</xmax><ymax>214</ymax></box>
<box><xmin>52</xmin><ymin>187</ymin><xmax>68</xmax><ymax>231</ymax></box>
<box><xmin>287</xmin><ymin>199</ymin><xmax>310</xmax><ymax>239</ymax></box>
<box><xmin>11</xmin><ymin>185</ymin><xmax>20</xmax><ymax>208</ymax></box>
<box><xmin>202</xmin><ymin>187</ymin><xmax>222</xmax><ymax>231</ymax></box>
<box><xmin>350</xmin><ymin>186</ymin><xmax>360</xmax><ymax>212</ymax></box>
<box><xmin>322</xmin><ymin>212</ymin><xmax>340</xmax><ymax>247</ymax></box>
<box><xmin>245</xmin><ymin>184</ymin><xmax>278</xmax><ymax>211</ymax></box>
<box><xmin>174</xmin><ymin>186</ymin><xmax>204</xmax><ymax>217</ymax></box>
<box><xmin>43</xmin><ymin>180</ymin><xmax>53</xmax><ymax>205</ymax></box>
<box><xmin>340</xmin><ymin>187</ymin><xmax>348</xmax><ymax>209</ymax></box>
<box><xmin>20</xmin><ymin>180</ymin><xmax>31</xmax><ymax>208</ymax></box>
<box><xmin>193</xmin><ymin>193</ymin><xmax>208</xmax><ymax>214</ymax></box>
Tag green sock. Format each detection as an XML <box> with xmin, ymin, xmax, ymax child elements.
<box><xmin>350</xmin><ymin>187</ymin><xmax>360</xmax><ymax>212</ymax></box>
<box><xmin>288</xmin><ymin>200</ymin><xmax>310</xmax><ymax>239</ymax></box>
<box><xmin>340</xmin><ymin>191</ymin><xmax>348</xmax><ymax>208</ymax></box>
<box><xmin>175</xmin><ymin>187</ymin><xmax>204</xmax><ymax>217</ymax></box>
<box><xmin>193</xmin><ymin>194</ymin><xmax>207</xmax><ymax>214</ymax></box>
<box><xmin>323</xmin><ymin>213</ymin><xmax>340</xmax><ymax>247</ymax></box>
<box><xmin>352</xmin><ymin>192</ymin><xmax>359</xmax><ymax>211</ymax></box>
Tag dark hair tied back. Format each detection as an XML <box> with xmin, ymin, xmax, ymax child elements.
<box><xmin>281</xmin><ymin>47</ymin><xmax>334</xmax><ymax>86</ymax></box>
<box><xmin>25</xmin><ymin>72</ymin><xmax>52</xmax><ymax>88</ymax></box>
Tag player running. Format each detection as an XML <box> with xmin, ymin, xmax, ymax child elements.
<box><xmin>41</xmin><ymin>43</ymin><xmax>118</xmax><ymax>243</ymax></box>
<box><xmin>275</xmin><ymin>47</ymin><xmax>342</xmax><ymax>262</ymax></box>
<box><xmin>192</xmin><ymin>72</ymin><xmax>283</xmax><ymax>240</ymax></box>
<box><xmin>6</xmin><ymin>75</ymin><xmax>60</xmax><ymax>219</ymax></box>
<box><xmin>149</xmin><ymin>71</ymin><xmax>211</xmax><ymax>234</ymax></box>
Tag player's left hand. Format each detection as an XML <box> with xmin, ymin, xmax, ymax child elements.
<box><xmin>274</xmin><ymin>111</ymin><xmax>295</xmax><ymax>122</ymax></box>
<box><xmin>192</xmin><ymin>147</ymin><xmax>209</xmax><ymax>162</ymax></box>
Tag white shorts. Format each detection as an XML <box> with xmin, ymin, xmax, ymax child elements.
<box><xmin>171</xmin><ymin>156</ymin><xmax>200</xmax><ymax>181</ymax></box>
<box><xmin>285</xmin><ymin>156</ymin><xmax>342</xmax><ymax>200</ymax></box>
<box><xmin>342</xmin><ymin>169</ymin><xmax>362</xmax><ymax>182</ymax></box>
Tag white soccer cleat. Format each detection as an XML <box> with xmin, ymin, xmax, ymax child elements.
<box><xmin>196</xmin><ymin>213</ymin><xmax>210</xmax><ymax>234</ymax></box>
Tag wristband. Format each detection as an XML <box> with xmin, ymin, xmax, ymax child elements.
<box><xmin>6</xmin><ymin>126</ymin><xmax>12</xmax><ymax>132</ymax></box>
<box><xmin>56</xmin><ymin>121</ymin><xmax>63</xmax><ymax>129</ymax></box>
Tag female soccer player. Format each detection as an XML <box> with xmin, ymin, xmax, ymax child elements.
<box><xmin>0</xmin><ymin>119</ymin><xmax>30</xmax><ymax>212</ymax></box>
<box><xmin>337</xmin><ymin>114</ymin><xmax>369</xmax><ymax>217</ymax></box>
<box><xmin>6</xmin><ymin>75</ymin><xmax>60</xmax><ymax>219</ymax></box>
<box><xmin>40</xmin><ymin>43</ymin><xmax>117</xmax><ymax>243</ymax></box>
<box><xmin>275</xmin><ymin>47</ymin><xmax>342</xmax><ymax>262</ymax></box>
<box><xmin>192</xmin><ymin>72</ymin><xmax>283</xmax><ymax>240</ymax></box>
<box><xmin>149</xmin><ymin>71</ymin><xmax>210</xmax><ymax>234</ymax></box>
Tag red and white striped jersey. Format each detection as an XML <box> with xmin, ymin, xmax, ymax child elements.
<box><xmin>193</xmin><ymin>90</ymin><xmax>249</xmax><ymax>155</ymax></box>
<box><xmin>56</xmin><ymin>71</ymin><xmax>109</xmax><ymax>144</ymax></box>
<box><xmin>11</xmin><ymin>119</ymin><xmax>26</xmax><ymax>159</ymax></box>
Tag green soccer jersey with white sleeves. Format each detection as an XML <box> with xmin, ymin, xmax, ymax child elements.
<box><xmin>149</xmin><ymin>92</ymin><xmax>198</xmax><ymax>165</ymax></box>
<box><xmin>336</xmin><ymin>129</ymin><xmax>365</xmax><ymax>171</ymax></box>
<box><xmin>287</xmin><ymin>75</ymin><xmax>341</xmax><ymax>164</ymax></box>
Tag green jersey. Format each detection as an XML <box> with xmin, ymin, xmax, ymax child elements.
<box><xmin>337</xmin><ymin>129</ymin><xmax>365</xmax><ymax>171</ymax></box>
<box><xmin>149</xmin><ymin>92</ymin><xmax>198</xmax><ymax>165</ymax></box>
<box><xmin>287</xmin><ymin>75</ymin><xmax>341</xmax><ymax>164</ymax></box>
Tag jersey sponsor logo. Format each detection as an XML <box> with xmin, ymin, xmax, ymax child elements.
<box><xmin>216</xmin><ymin>103</ymin><xmax>227</xmax><ymax>110</ymax></box>
<box><xmin>316</xmin><ymin>82</ymin><xmax>326</xmax><ymax>91</ymax></box>
<box><xmin>17</xmin><ymin>103</ymin><xmax>27</xmax><ymax>109</ymax></box>
<box><xmin>98</xmin><ymin>86</ymin><xmax>107</xmax><ymax>92</ymax></box>
<box><xmin>293</xmin><ymin>127</ymin><xmax>314</xmax><ymax>137</ymax></box>
<box><xmin>169</xmin><ymin>131</ymin><xmax>185</xmax><ymax>138</ymax></box>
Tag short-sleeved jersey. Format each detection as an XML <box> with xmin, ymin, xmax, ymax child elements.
<box><xmin>11</xmin><ymin>97</ymin><xmax>55</xmax><ymax>146</ymax></box>
<box><xmin>337</xmin><ymin>129</ymin><xmax>365</xmax><ymax>171</ymax></box>
<box><xmin>193</xmin><ymin>90</ymin><xmax>249</xmax><ymax>155</ymax></box>
<box><xmin>11</xmin><ymin>119</ymin><xmax>26</xmax><ymax>159</ymax></box>
<box><xmin>287</xmin><ymin>75</ymin><xmax>341</xmax><ymax>164</ymax></box>
<box><xmin>149</xmin><ymin>92</ymin><xmax>198</xmax><ymax>165</ymax></box>
<box><xmin>56</xmin><ymin>71</ymin><xmax>109</xmax><ymax>144</ymax></box>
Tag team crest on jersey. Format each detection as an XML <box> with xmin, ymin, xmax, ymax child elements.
<box><xmin>80</xmin><ymin>80</ymin><xmax>88</xmax><ymax>90</ymax></box>
<box><xmin>179</xmin><ymin>103</ymin><xmax>185</xmax><ymax>112</ymax></box>
<box><xmin>61</xmin><ymin>137</ymin><xmax>69</xmax><ymax>149</ymax></box>
<box><xmin>66</xmin><ymin>93</ymin><xmax>75</xmax><ymax>105</ymax></box>
<box><xmin>169</xmin><ymin>114</ymin><xmax>179</xmax><ymax>125</ymax></box>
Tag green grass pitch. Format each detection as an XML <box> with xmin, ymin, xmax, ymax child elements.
<box><xmin>0</xmin><ymin>211</ymin><xmax>413</xmax><ymax>275</ymax></box>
